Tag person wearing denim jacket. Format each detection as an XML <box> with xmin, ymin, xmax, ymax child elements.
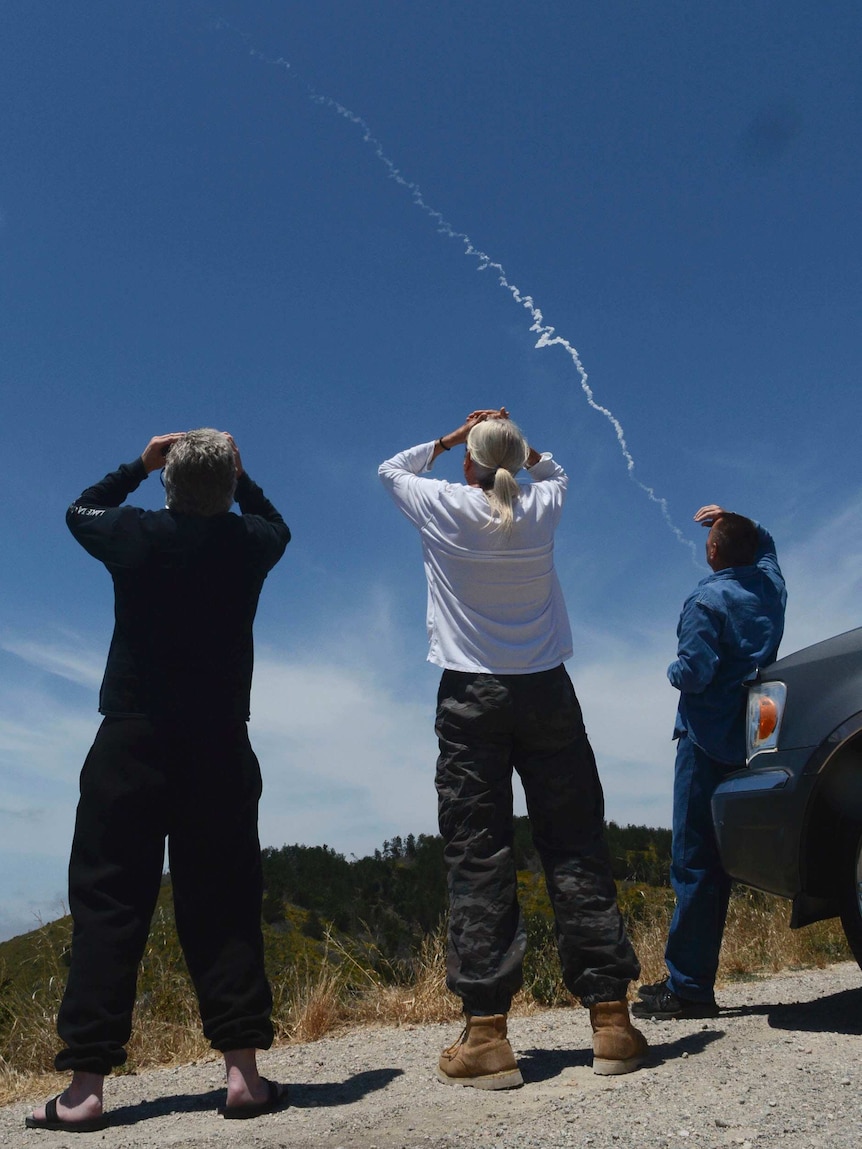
<box><xmin>634</xmin><ymin>505</ymin><xmax>786</xmax><ymax>1020</ymax></box>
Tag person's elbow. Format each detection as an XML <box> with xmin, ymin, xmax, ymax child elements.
<box><xmin>66</xmin><ymin>502</ymin><xmax>94</xmax><ymax>537</ymax></box>
<box><xmin>667</xmin><ymin>660</ymin><xmax>712</xmax><ymax>694</ymax></box>
<box><xmin>271</xmin><ymin>522</ymin><xmax>291</xmax><ymax>559</ymax></box>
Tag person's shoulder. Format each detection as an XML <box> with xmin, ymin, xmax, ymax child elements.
<box><xmin>130</xmin><ymin>507</ymin><xmax>185</xmax><ymax>545</ymax></box>
<box><xmin>686</xmin><ymin>574</ymin><xmax>731</xmax><ymax>612</ymax></box>
<box><xmin>136</xmin><ymin>506</ymin><xmax>176</xmax><ymax>524</ymax></box>
<box><xmin>698</xmin><ymin>568</ymin><xmax>772</xmax><ymax>612</ymax></box>
<box><xmin>424</xmin><ymin>479</ymin><xmax>474</xmax><ymax>502</ymax></box>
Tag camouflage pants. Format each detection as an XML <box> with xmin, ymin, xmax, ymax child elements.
<box><xmin>435</xmin><ymin>665</ymin><xmax>640</xmax><ymax>1014</ymax></box>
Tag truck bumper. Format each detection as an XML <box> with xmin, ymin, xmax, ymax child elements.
<box><xmin>711</xmin><ymin>747</ymin><xmax>817</xmax><ymax>899</ymax></box>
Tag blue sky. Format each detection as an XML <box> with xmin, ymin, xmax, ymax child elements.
<box><xmin>2</xmin><ymin>1</ymin><xmax>861</xmax><ymax>941</ymax></box>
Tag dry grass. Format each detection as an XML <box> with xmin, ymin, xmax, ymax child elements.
<box><xmin>1</xmin><ymin>886</ymin><xmax>854</xmax><ymax>1107</ymax></box>
<box><xmin>625</xmin><ymin>885</ymin><xmax>852</xmax><ymax>988</ymax></box>
<box><xmin>282</xmin><ymin>928</ymin><xmax>463</xmax><ymax>1036</ymax></box>
<box><xmin>125</xmin><ymin>907</ymin><xmax>212</xmax><ymax>1070</ymax></box>
<box><xmin>0</xmin><ymin>924</ymin><xmax>71</xmax><ymax>1092</ymax></box>
<box><xmin>718</xmin><ymin>888</ymin><xmax>852</xmax><ymax>978</ymax></box>
<box><xmin>622</xmin><ymin>884</ymin><xmax>680</xmax><ymax>987</ymax></box>
<box><xmin>0</xmin><ymin>909</ymin><xmax>214</xmax><ymax>1106</ymax></box>
<box><xmin>348</xmin><ymin>929</ymin><xmax>463</xmax><ymax>1028</ymax></box>
<box><xmin>281</xmin><ymin>966</ymin><xmax>349</xmax><ymax>1043</ymax></box>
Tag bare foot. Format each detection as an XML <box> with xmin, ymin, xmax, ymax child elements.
<box><xmin>224</xmin><ymin>1047</ymin><xmax>270</xmax><ymax>1109</ymax></box>
<box><xmin>30</xmin><ymin>1070</ymin><xmax>105</xmax><ymax>1126</ymax></box>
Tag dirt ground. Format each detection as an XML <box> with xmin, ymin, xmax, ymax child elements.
<box><xmin>2</xmin><ymin>961</ymin><xmax>860</xmax><ymax>1149</ymax></box>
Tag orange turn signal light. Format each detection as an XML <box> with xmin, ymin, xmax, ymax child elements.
<box><xmin>757</xmin><ymin>697</ymin><xmax>778</xmax><ymax>742</ymax></box>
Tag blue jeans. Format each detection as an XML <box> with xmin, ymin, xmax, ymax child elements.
<box><xmin>665</xmin><ymin>734</ymin><xmax>734</xmax><ymax>1002</ymax></box>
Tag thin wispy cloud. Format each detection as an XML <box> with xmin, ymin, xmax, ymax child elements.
<box><xmin>1</xmin><ymin>636</ymin><xmax>103</xmax><ymax>689</ymax></box>
<box><xmin>250</xmin><ymin>654</ymin><xmax>437</xmax><ymax>853</ymax></box>
<box><xmin>781</xmin><ymin>497</ymin><xmax>862</xmax><ymax>653</ymax></box>
<box><xmin>0</xmin><ymin>679</ymin><xmax>99</xmax><ymax>781</ymax></box>
<box><xmin>0</xmin><ymin>800</ymin><xmax>42</xmax><ymax>823</ymax></box>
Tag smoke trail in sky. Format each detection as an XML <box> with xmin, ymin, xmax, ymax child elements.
<box><xmin>218</xmin><ymin>21</ymin><xmax>696</xmax><ymax>559</ymax></box>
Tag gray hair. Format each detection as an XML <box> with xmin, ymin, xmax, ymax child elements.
<box><xmin>466</xmin><ymin>419</ymin><xmax>530</xmax><ymax>536</ymax></box>
<box><xmin>163</xmin><ymin>428</ymin><xmax>237</xmax><ymax>516</ymax></box>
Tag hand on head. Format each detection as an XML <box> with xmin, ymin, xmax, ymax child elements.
<box><xmin>141</xmin><ymin>433</ymin><xmax>185</xmax><ymax>474</ymax></box>
<box><xmin>141</xmin><ymin>431</ymin><xmax>243</xmax><ymax>477</ymax></box>
<box><xmin>220</xmin><ymin>432</ymin><xmax>243</xmax><ymax>477</ymax></box>
<box><xmin>465</xmin><ymin>407</ymin><xmax>509</xmax><ymax>426</ymax></box>
<box><xmin>693</xmin><ymin>505</ymin><xmax>726</xmax><ymax>528</ymax></box>
<box><xmin>444</xmin><ymin>408</ymin><xmax>510</xmax><ymax>449</ymax></box>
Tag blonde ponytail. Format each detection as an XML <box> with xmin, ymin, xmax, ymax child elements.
<box><xmin>466</xmin><ymin>419</ymin><xmax>530</xmax><ymax>537</ymax></box>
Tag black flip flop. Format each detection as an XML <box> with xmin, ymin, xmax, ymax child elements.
<box><xmin>24</xmin><ymin>1095</ymin><xmax>109</xmax><ymax>1133</ymax></box>
<box><xmin>218</xmin><ymin>1078</ymin><xmax>289</xmax><ymax>1120</ymax></box>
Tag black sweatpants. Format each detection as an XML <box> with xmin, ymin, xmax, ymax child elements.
<box><xmin>56</xmin><ymin>716</ymin><xmax>273</xmax><ymax>1074</ymax></box>
<box><xmin>435</xmin><ymin>665</ymin><xmax>640</xmax><ymax>1014</ymax></box>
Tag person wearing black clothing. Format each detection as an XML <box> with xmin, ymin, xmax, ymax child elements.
<box><xmin>27</xmin><ymin>430</ymin><xmax>290</xmax><ymax>1133</ymax></box>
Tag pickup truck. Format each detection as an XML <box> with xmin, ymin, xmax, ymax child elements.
<box><xmin>711</xmin><ymin>626</ymin><xmax>862</xmax><ymax>968</ymax></box>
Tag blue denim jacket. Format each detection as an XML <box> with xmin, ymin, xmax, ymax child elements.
<box><xmin>669</xmin><ymin>525</ymin><xmax>786</xmax><ymax>765</ymax></box>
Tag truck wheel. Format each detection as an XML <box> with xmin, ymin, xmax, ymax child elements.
<box><xmin>839</xmin><ymin>822</ymin><xmax>862</xmax><ymax>971</ymax></box>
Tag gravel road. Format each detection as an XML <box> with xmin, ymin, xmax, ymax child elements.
<box><xmin>2</xmin><ymin>961</ymin><xmax>860</xmax><ymax>1149</ymax></box>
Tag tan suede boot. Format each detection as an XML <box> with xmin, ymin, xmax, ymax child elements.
<box><xmin>589</xmin><ymin>1000</ymin><xmax>649</xmax><ymax>1075</ymax></box>
<box><xmin>437</xmin><ymin>1014</ymin><xmax>524</xmax><ymax>1089</ymax></box>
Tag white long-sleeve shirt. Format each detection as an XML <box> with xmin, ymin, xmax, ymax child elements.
<box><xmin>379</xmin><ymin>441</ymin><xmax>573</xmax><ymax>674</ymax></box>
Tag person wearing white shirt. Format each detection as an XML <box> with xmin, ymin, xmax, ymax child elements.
<box><xmin>379</xmin><ymin>409</ymin><xmax>647</xmax><ymax>1088</ymax></box>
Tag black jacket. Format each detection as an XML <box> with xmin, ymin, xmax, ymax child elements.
<box><xmin>67</xmin><ymin>458</ymin><xmax>290</xmax><ymax>721</ymax></box>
